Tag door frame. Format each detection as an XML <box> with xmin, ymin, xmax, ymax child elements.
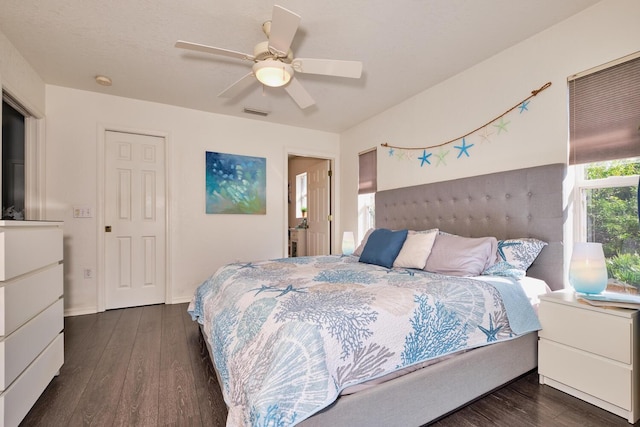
<box><xmin>284</xmin><ymin>147</ymin><xmax>339</xmax><ymax>256</ymax></box>
<box><xmin>96</xmin><ymin>125</ymin><xmax>171</xmax><ymax>312</ymax></box>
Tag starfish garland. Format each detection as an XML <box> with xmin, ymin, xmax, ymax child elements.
<box><xmin>454</xmin><ymin>138</ymin><xmax>474</xmax><ymax>158</ymax></box>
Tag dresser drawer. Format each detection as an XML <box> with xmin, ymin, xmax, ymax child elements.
<box><xmin>0</xmin><ymin>298</ymin><xmax>63</xmax><ymax>391</ymax></box>
<box><xmin>539</xmin><ymin>339</ymin><xmax>632</xmax><ymax>410</ymax></box>
<box><xmin>539</xmin><ymin>300</ymin><xmax>631</xmax><ymax>363</ymax></box>
<box><xmin>0</xmin><ymin>263</ymin><xmax>63</xmax><ymax>337</ymax></box>
<box><xmin>0</xmin><ymin>226</ymin><xmax>63</xmax><ymax>281</ymax></box>
<box><xmin>0</xmin><ymin>333</ymin><xmax>63</xmax><ymax>427</ymax></box>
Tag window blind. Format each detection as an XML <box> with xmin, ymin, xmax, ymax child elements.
<box><xmin>569</xmin><ymin>54</ymin><xmax>640</xmax><ymax>165</ymax></box>
<box><xmin>358</xmin><ymin>149</ymin><xmax>377</xmax><ymax>194</ymax></box>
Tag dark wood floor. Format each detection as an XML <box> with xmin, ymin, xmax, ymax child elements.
<box><xmin>22</xmin><ymin>303</ymin><xmax>636</xmax><ymax>426</ymax></box>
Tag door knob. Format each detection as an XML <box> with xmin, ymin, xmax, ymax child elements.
<box><xmin>105</xmin><ymin>226</ymin><xmax>112</xmax><ymax>232</ymax></box>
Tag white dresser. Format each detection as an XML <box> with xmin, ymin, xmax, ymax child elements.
<box><xmin>0</xmin><ymin>221</ymin><xmax>64</xmax><ymax>427</ymax></box>
<box><xmin>538</xmin><ymin>290</ymin><xmax>639</xmax><ymax>423</ymax></box>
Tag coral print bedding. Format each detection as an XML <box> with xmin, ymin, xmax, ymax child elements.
<box><xmin>188</xmin><ymin>255</ymin><xmax>540</xmax><ymax>426</ymax></box>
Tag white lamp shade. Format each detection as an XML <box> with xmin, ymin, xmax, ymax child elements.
<box><xmin>253</xmin><ymin>60</ymin><xmax>293</xmax><ymax>87</ymax></box>
<box><xmin>569</xmin><ymin>242</ymin><xmax>608</xmax><ymax>294</ymax></box>
<box><xmin>342</xmin><ymin>231</ymin><xmax>355</xmax><ymax>255</ymax></box>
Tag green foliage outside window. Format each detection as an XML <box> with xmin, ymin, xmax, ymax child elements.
<box><xmin>585</xmin><ymin>160</ymin><xmax>640</xmax><ymax>288</ymax></box>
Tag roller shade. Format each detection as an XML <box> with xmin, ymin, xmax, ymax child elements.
<box><xmin>358</xmin><ymin>149</ymin><xmax>377</xmax><ymax>194</ymax></box>
<box><xmin>569</xmin><ymin>54</ymin><xmax>640</xmax><ymax>165</ymax></box>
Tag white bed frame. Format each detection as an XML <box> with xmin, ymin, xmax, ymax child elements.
<box><xmin>203</xmin><ymin>163</ymin><xmax>566</xmax><ymax>426</ymax></box>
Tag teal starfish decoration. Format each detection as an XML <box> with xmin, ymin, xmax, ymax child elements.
<box><xmin>388</xmin><ymin>147</ymin><xmax>395</xmax><ymax>156</ymax></box>
<box><xmin>435</xmin><ymin>148</ymin><xmax>449</xmax><ymax>166</ymax></box>
<box><xmin>454</xmin><ymin>138</ymin><xmax>474</xmax><ymax>158</ymax></box>
<box><xmin>418</xmin><ymin>150</ymin><xmax>432</xmax><ymax>166</ymax></box>
<box><xmin>493</xmin><ymin>117</ymin><xmax>511</xmax><ymax>134</ymax></box>
<box><xmin>519</xmin><ymin>100</ymin><xmax>530</xmax><ymax>113</ymax></box>
<box><xmin>478</xmin><ymin>314</ymin><xmax>502</xmax><ymax>342</ymax></box>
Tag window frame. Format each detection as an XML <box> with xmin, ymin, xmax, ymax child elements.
<box><xmin>572</xmin><ymin>162</ymin><xmax>639</xmax><ymax>242</ymax></box>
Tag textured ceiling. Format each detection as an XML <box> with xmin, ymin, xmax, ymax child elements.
<box><xmin>0</xmin><ymin>0</ymin><xmax>600</xmax><ymax>132</ymax></box>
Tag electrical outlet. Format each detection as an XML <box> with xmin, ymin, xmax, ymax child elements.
<box><xmin>83</xmin><ymin>268</ymin><xmax>94</xmax><ymax>279</ymax></box>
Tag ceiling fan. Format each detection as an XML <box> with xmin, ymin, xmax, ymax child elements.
<box><xmin>175</xmin><ymin>5</ymin><xmax>363</xmax><ymax>109</ymax></box>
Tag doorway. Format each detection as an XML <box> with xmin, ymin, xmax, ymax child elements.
<box><xmin>103</xmin><ymin>130</ymin><xmax>167</xmax><ymax>309</ymax></box>
<box><xmin>287</xmin><ymin>154</ymin><xmax>333</xmax><ymax>256</ymax></box>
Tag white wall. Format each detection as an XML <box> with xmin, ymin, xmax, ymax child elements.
<box><xmin>339</xmin><ymin>0</ymin><xmax>640</xmax><ymax>241</ymax></box>
<box><xmin>45</xmin><ymin>86</ymin><xmax>339</xmax><ymax>314</ymax></box>
<box><xmin>0</xmin><ymin>31</ymin><xmax>45</xmax><ymax>117</ymax></box>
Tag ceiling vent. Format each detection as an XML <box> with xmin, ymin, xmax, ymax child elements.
<box><xmin>243</xmin><ymin>107</ymin><xmax>270</xmax><ymax>117</ymax></box>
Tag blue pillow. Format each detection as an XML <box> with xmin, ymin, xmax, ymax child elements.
<box><xmin>359</xmin><ymin>228</ymin><xmax>408</xmax><ymax>268</ymax></box>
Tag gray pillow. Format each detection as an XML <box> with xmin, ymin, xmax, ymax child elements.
<box><xmin>424</xmin><ymin>234</ymin><xmax>498</xmax><ymax>276</ymax></box>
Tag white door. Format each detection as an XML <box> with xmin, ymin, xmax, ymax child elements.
<box><xmin>306</xmin><ymin>160</ymin><xmax>330</xmax><ymax>255</ymax></box>
<box><xmin>105</xmin><ymin>131</ymin><xmax>166</xmax><ymax>309</ymax></box>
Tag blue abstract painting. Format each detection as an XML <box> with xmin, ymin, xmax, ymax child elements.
<box><xmin>205</xmin><ymin>151</ymin><xmax>266</xmax><ymax>214</ymax></box>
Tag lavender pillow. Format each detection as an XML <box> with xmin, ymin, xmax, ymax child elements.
<box><xmin>424</xmin><ymin>234</ymin><xmax>498</xmax><ymax>276</ymax></box>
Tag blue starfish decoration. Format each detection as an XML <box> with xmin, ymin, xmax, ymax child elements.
<box><xmin>497</xmin><ymin>240</ymin><xmax>521</xmax><ymax>261</ymax></box>
<box><xmin>454</xmin><ymin>138</ymin><xmax>474</xmax><ymax>158</ymax></box>
<box><xmin>478</xmin><ymin>314</ymin><xmax>502</xmax><ymax>342</ymax></box>
<box><xmin>519</xmin><ymin>100</ymin><xmax>530</xmax><ymax>113</ymax></box>
<box><xmin>388</xmin><ymin>147</ymin><xmax>395</xmax><ymax>156</ymax></box>
<box><xmin>418</xmin><ymin>150</ymin><xmax>432</xmax><ymax>166</ymax></box>
<box><xmin>493</xmin><ymin>117</ymin><xmax>511</xmax><ymax>134</ymax></box>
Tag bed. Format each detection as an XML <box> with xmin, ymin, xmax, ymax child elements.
<box><xmin>189</xmin><ymin>163</ymin><xmax>566</xmax><ymax>426</ymax></box>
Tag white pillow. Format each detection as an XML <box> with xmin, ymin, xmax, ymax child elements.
<box><xmin>393</xmin><ymin>229</ymin><xmax>438</xmax><ymax>269</ymax></box>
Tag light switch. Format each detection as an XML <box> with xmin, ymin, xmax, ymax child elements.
<box><xmin>73</xmin><ymin>205</ymin><xmax>93</xmax><ymax>218</ymax></box>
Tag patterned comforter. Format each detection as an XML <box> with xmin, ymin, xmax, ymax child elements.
<box><xmin>188</xmin><ymin>255</ymin><xmax>541</xmax><ymax>426</ymax></box>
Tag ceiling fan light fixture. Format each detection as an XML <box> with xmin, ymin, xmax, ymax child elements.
<box><xmin>253</xmin><ymin>60</ymin><xmax>293</xmax><ymax>88</ymax></box>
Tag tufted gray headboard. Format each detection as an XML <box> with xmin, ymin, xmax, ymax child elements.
<box><xmin>375</xmin><ymin>163</ymin><xmax>566</xmax><ymax>290</ymax></box>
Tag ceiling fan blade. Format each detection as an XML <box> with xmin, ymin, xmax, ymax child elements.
<box><xmin>175</xmin><ymin>40</ymin><xmax>255</xmax><ymax>61</ymax></box>
<box><xmin>218</xmin><ymin>72</ymin><xmax>257</xmax><ymax>99</ymax></box>
<box><xmin>268</xmin><ymin>5</ymin><xmax>301</xmax><ymax>56</ymax></box>
<box><xmin>292</xmin><ymin>58</ymin><xmax>363</xmax><ymax>78</ymax></box>
<box><xmin>284</xmin><ymin>77</ymin><xmax>315</xmax><ymax>109</ymax></box>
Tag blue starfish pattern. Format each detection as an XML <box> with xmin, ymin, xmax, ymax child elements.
<box><xmin>388</xmin><ymin>147</ymin><xmax>395</xmax><ymax>156</ymax></box>
<box><xmin>478</xmin><ymin>314</ymin><xmax>502</xmax><ymax>342</ymax></box>
<box><xmin>497</xmin><ymin>240</ymin><xmax>521</xmax><ymax>261</ymax></box>
<box><xmin>250</xmin><ymin>284</ymin><xmax>306</xmax><ymax>297</ymax></box>
<box><xmin>454</xmin><ymin>138</ymin><xmax>474</xmax><ymax>158</ymax></box>
<box><xmin>237</xmin><ymin>262</ymin><xmax>257</xmax><ymax>269</ymax></box>
<box><xmin>418</xmin><ymin>150</ymin><xmax>432</xmax><ymax>166</ymax></box>
<box><xmin>519</xmin><ymin>100</ymin><xmax>530</xmax><ymax>113</ymax></box>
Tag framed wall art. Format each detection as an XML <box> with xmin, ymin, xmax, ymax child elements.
<box><xmin>205</xmin><ymin>151</ymin><xmax>266</xmax><ymax>214</ymax></box>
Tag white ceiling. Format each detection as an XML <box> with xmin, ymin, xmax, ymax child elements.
<box><xmin>0</xmin><ymin>0</ymin><xmax>600</xmax><ymax>133</ymax></box>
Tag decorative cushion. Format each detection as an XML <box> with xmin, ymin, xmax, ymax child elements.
<box><xmin>496</xmin><ymin>238</ymin><xmax>547</xmax><ymax>271</ymax></box>
<box><xmin>482</xmin><ymin>261</ymin><xmax>525</xmax><ymax>280</ymax></box>
<box><xmin>359</xmin><ymin>228</ymin><xmax>408</xmax><ymax>268</ymax></box>
<box><xmin>424</xmin><ymin>234</ymin><xmax>498</xmax><ymax>276</ymax></box>
<box><xmin>354</xmin><ymin>228</ymin><xmax>374</xmax><ymax>256</ymax></box>
<box><xmin>393</xmin><ymin>229</ymin><xmax>439</xmax><ymax>269</ymax></box>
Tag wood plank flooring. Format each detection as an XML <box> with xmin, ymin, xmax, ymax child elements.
<box><xmin>21</xmin><ymin>303</ymin><xmax>636</xmax><ymax>426</ymax></box>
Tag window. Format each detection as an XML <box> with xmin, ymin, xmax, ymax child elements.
<box><xmin>358</xmin><ymin>149</ymin><xmax>376</xmax><ymax>243</ymax></box>
<box><xmin>295</xmin><ymin>172</ymin><xmax>307</xmax><ymax>218</ymax></box>
<box><xmin>2</xmin><ymin>97</ymin><xmax>26</xmax><ymax>219</ymax></box>
<box><xmin>570</xmin><ymin>53</ymin><xmax>640</xmax><ymax>289</ymax></box>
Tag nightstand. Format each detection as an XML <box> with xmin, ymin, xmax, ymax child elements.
<box><xmin>538</xmin><ymin>290</ymin><xmax>640</xmax><ymax>423</ymax></box>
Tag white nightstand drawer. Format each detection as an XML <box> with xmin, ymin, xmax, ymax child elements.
<box><xmin>539</xmin><ymin>339</ymin><xmax>632</xmax><ymax>410</ymax></box>
<box><xmin>539</xmin><ymin>300</ymin><xmax>631</xmax><ymax>364</ymax></box>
